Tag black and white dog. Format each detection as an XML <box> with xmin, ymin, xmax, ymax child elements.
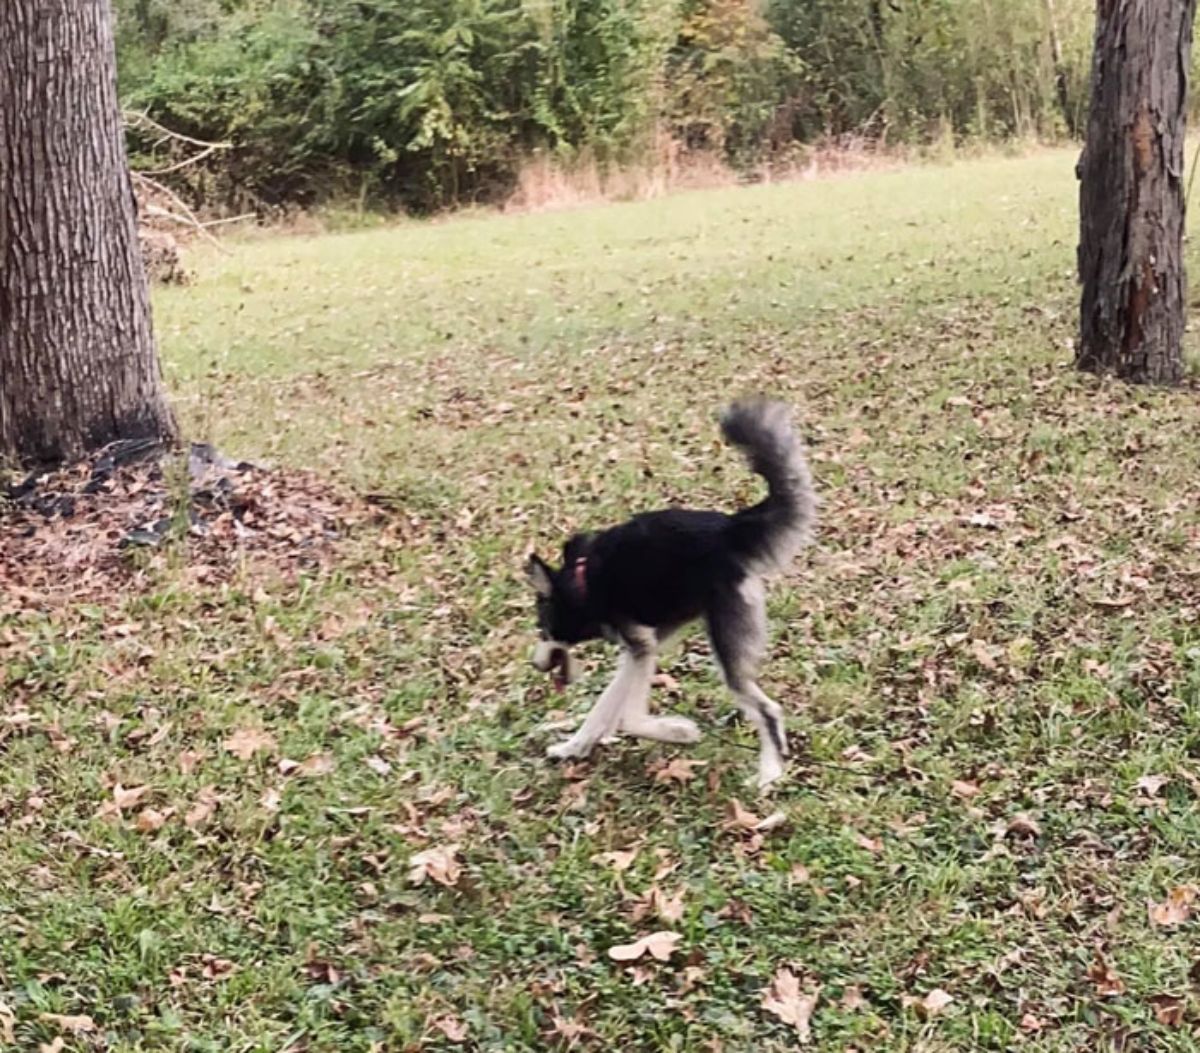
<box><xmin>525</xmin><ymin>399</ymin><xmax>815</xmax><ymax>788</ymax></box>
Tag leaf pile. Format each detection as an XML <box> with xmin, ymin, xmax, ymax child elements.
<box><xmin>0</xmin><ymin>439</ymin><xmax>368</xmax><ymax>610</ymax></box>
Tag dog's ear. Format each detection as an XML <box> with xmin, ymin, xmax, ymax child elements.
<box><xmin>524</xmin><ymin>553</ymin><xmax>554</xmax><ymax>597</ymax></box>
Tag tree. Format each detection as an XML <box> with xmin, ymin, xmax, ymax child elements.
<box><xmin>0</xmin><ymin>0</ymin><xmax>176</xmax><ymax>466</ymax></box>
<box><xmin>1076</xmin><ymin>0</ymin><xmax>1198</xmax><ymax>385</ymax></box>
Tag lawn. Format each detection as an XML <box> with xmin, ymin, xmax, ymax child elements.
<box><xmin>4</xmin><ymin>147</ymin><xmax>1200</xmax><ymax>1051</ymax></box>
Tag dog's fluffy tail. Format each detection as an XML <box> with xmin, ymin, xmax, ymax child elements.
<box><xmin>721</xmin><ymin>398</ymin><xmax>816</xmax><ymax>573</ymax></box>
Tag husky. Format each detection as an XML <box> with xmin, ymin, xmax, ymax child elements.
<box><xmin>525</xmin><ymin>399</ymin><xmax>816</xmax><ymax>788</ymax></box>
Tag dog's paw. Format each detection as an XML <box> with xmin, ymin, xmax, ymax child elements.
<box><xmin>547</xmin><ymin>737</ymin><xmax>593</xmax><ymax>761</ymax></box>
<box><xmin>649</xmin><ymin>715</ymin><xmax>702</xmax><ymax>744</ymax></box>
<box><xmin>756</xmin><ymin>753</ymin><xmax>786</xmax><ymax>791</ymax></box>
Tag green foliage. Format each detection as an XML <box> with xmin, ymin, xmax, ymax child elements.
<box><xmin>113</xmin><ymin>0</ymin><xmax>1113</xmax><ymax>211</ymax></box>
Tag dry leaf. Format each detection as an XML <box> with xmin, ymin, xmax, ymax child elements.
<box><xmin>1019</xmin><ymin>1012</ymin><xmax>1043</xmax><ymax>1032</ymax></box>
<box><xmin>790</xmin><ymin>863</ymin><xmax>811</xmax><ymax>885</ymax></box>
<box><xmin>1148</xmin><ymin>885</ymin><xmax>1197</xmax><ymax>928</ymax></box>
<box><xmin>409</xmin><ymin>844</ymin><xmax>462</xmax><ymax>887</ymax></box>
<box><xmin>761</xmin><ymin>967</ymin><xmax>819</xmax><ymax>1043</ymax></box>
<box><xmin>432</xmin><ymin>1015</ymin><xmax>468</xmax><ymax>1043</ymax></box>
<box><xmin>135</xmin><ymin>807</ymin><xmax>170</xmax><ymax>833</ymax></box>
<box><xmin>0</xmin><ymin>1000</ymin><xmax>14</xmax><ymax>1044</ymax></box>
<box><xmin>292</xmin><ymin>753</ymin><xmax>334</xmax><ymax>778</ymax></box>
<box><xmin>185</xmin><ymin>785</ymin><xmax>220</xmax><ymax>828</ymax></box>
<box><xmin>725</xmin><ymin>798</ymin><xmax>762</xmax><ymax>831</ymax></box>
<box><xmin>40</xmin><ymin>1038</ymin><xmax>65</xmax><ymax>1053</ymax></box>
<box><xmin>38</xmin><ymin>1013</ymin><xmax>95</xmax><ymax>1034</ymax></box>
<box><xmin>856</xmin><ymin>834</ymin><xmax>884</xmax><ymax>854</ymax></box>
<box><xmin>951</xmin><ymin>779</ymin><xmax>980</xmax><ymax>798</ymax></box>
<box><xmin>920</xmin><ymin>988</ymin><xmax>953</xmax><ymax>1017</ymax></box>
<box><xmin>1149</xmin><ymin>993</ymin><xmax>1185</xmax><ymax>1027</ymax></box>
<box><xmin>222</xmin><ymin>727</ymin><xmax>276</xmax><ymax>761</ymax></box>
<box><xmin>607</xmin><ymin>931</ymin><xmax>681</xmax><ymax>963</ymax></box>
<box><xmin>597</xmin><ymin>848</ymin><xmax>639</xmax><ymax>872</ymax></box>
<box><xmin>177</xmin><ymin>748</ymin><xmax>206</xmax><ymax>775</ymax></box>
<box><xmin>1136</xmin><ymin>774</ymin><xmax>1168</xmax><ymax>797</ymax></box>
<box><xmin>840</xmin><ymin>985</ymin><xmax>866</xmax><ymax>1011</ymax></box>
<box><xmin>549</xmin><ymin>1013</ymin><xmax>594</xmax><ymax>1047</ymax></box>
<box><xmin>260</xmin><ymin>787</ymin><xmax>282</xmax><ymax>813</ymax></box>
<box><xmin>1005</xmin><ymin>813</ymin><xmax>1042</xmax><ymax>839</ymax></box>
<box><xmin>652</xmin><ymin>757</ymin><xmax>706</xmax><ymax>784</ymax></box>
<box><xmin>365</xmin><ymin>755</ymin><xmax>392</xmax><ymax>777</ymax></box>
<box><xmin>1087</xmin><ymin>953</ymin><xmax>1125</xmax><ymax>997</ymax></box>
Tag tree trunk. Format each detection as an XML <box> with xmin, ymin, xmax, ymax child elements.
<box><xmin>1076</xmin><ymin>0</ymin><xmax>1197</xmax><ymax>385</ymax></box>
<box><xmin>0</xmin><ymin>0</ymin><xmax>176</xmax><ymax>467</ymax></box>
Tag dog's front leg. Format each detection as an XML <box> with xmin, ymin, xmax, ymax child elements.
<box><xmin>548</xmin><ymin>648</ymin><xmax>652</xmax><ymax>760</ymax></box>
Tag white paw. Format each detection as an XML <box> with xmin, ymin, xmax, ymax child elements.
<box><xmin>547</xmin><ymin>736</ymin><xmax>593</xmax><ymax>760</ymax></box>
<box><xmin>648</xmin><ymin>715</ymin><xmax>702</xmax><ymax>744</ymax></box>
<box><xmin>756</xmin><ymin>753</ymin><xmax>786</xmax><ymax>790</ymax></box>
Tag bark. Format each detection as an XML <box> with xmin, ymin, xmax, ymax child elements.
<box><xmin>1077</xmin><ymin>0</ymin><xmax>1197</xmax><ymax>385</ymax></box>
<box><xmin>0</xmin><ymin>0</ymin><xmax>176</xmax><ymax>467</ymax></box>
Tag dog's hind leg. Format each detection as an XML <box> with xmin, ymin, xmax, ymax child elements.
<box><xmin>707</xmin><ymin>578</ymin><xmax>788</xmax><ymax>789</ymax></box>
<box><xmin>548</xmin><ymin>628</ymin><xmax>656</xmax><ymax>760</ymax></box>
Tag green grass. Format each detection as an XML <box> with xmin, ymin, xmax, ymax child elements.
<box><xmin>5</xmin><ymin>146</ymin><xmax>1200</xmax><ymax>1051</ymax></box>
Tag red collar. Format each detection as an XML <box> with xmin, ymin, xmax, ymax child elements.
<box><xmin>572</xmin><ymin>556</ymin><xmax>588</xmax><ymax>599</ymax></box>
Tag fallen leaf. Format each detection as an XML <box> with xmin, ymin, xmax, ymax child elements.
<box><xmin>432</xmin><ymin>1015</ymin><xmax>468</xmax><ymax>1043</ymax></box>
<box><xmin>38</xmin><ymin>1013</ymin><xmax>95</xmax><ymax>1034</ymax></box>
<box><xmin>597</xmin><ymin>848</ymin><xmax>639</xmax><ymax>872</ymax></box>
<box><xmin>633</xmin><ymin>885</ymin><xmax>687</xmax><ymax>924</ymax></box>
<box><xmin>920</xmin><ymin>988</ymin><xmax>953</xmax><ymax>1017</ymax></box>
<box><xmin>1137</xmin><ymin>774</ymin><xmax>1169</xmax><ymax>797</ymax></box>
<box><xmin>365</xmin><ymin>755</ymin><xmax>392</xmax><ymax>777</ymax></box>
<box><xmin>607</xmin><ymin>930</ymin><xmax>681</xmax><ymax>963</ymax></box>
<box><xmin>761</xmin><ymin>967</ymin><xmax>819</xmax><ymax>1043</ymax></box>
<box><xmin>1087</xmin><ymin>952</ymin><xmax>1125</xmax><ymax>997</ymax></box>
<box><xmin>1149</xmin><ymin>993</ymin><xmax>1185</xmax><ymax>1027</ymax></box>
<box><xmin>0</xmin><ymin>1000</ymin><xmax>14</xmax><ymax>1044</ymax></box>
<box><xmin>185</xmin><ymin>785</ymin><xmax>220</xmax><ymax>828</ymax></box>
<box><xmin>40</xmin><ymin>1038</ymin><xmax>65</xmax><ymax>1053</ymax></box>
<box><xmin>725</xmin><ymin>798</ymin><xmax>762</xmax><ymax>831</ymax></box>
<box><xmin>260</xmin><ymin>787</ymin><xmax>282</xmax><ymax>813</ymax></box>
<box><xmin>292</xmin><ymin>753</ymin><xmax>334</xmax><ymax>778</ymax></box>
<box><xmin>113</xmin><ymin>784</ymin><xmax>150</xmax><ymax>811</ymax></box>
<box><xmin>177</xmin><ymin>748</ymin><xmax>206</xmax><ymax>775</ymax></box>
<box><xmin>135</xmin><ymin>807</ymin><xmax>170</xmax><ymax>833</ymax></box>
<box><xmin>856</xmin><ymin>834</ymin><xmax>884</xmax><ymax>854</ymax></box>
<box><xmin>222</xmin><ymin>727</ymin><xmax>276</xmax><ymax>761</ymax></box>
<box><xmin>1148</xmin><ymin>885</ymin><xmax>1198</xmax><ymax>928</ymax></box>
<box><xmin>652</xmin><ymin>757</ymin><xmax>706</xmax><ymax>784</ymax></box>
<box><xmin>841</xmin><ymin>985</ymin><xmax>866</xmax><ymax>1011</ymax></box>
<box><xmin>951</xmin><ymin>779</ymin><xmax>980</xmax><ymax>798</ymax></box>
<box><xmin>790</xmin><ymin>863</ymin><xmax>811</xmax><ymax>885</ymax></box>
<box><xmin>409</xmin><ymin>844</ymin><xmax>462</xmax><ymax>887</ymax></box>
<box><xmin>549</xmin><ymin>1012</ymin><xmax>594</xmax><ymax>1047</ymax></box>
<box><xmin>1019</xmin><ymin>1012</ymin><xmax>1043</xmax><ymax>1032</ymax></box>
<box><xmin>1005</xmin><ymin>813</ymin><xmax>1042</xmax><ymax>839</ymax></box>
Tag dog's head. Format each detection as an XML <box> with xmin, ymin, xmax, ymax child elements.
<box><xmin>524</xmin><ymin>540</ymin><xmax>600</xmax><ymax>691</ymax></box>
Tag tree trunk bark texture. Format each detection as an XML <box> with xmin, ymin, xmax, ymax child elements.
<box><xmin>1077</xmin><ymin>0</ymin><xmax>1197</xmax><ymax>386</ymax></box>
<box><xmin>0</xmin><ymin>0</ymin><xmax>176</xmax><ymax>466</ymax></box>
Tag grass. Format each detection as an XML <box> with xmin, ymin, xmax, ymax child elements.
<box><xmin>5</xmin><ymin>146</ymin><xmax>1200</xmax><ymax>1051</ymax></box>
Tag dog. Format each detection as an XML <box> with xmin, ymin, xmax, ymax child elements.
<box><xmin>525</xmin><ymin>398</ymin><xmax>815</xmax><ymax>788</ymax></box>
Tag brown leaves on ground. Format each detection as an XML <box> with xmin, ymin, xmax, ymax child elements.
<box><xmin>723</xmin><ymin>799</ymin><xmax>788</xmax><ymax>834</ymax></box>
<box><xmin>649</xmin><ymin>756</ymin><xmax>706</xmax><ymax>785</ymax></box>
<box><xmin>1148</xmin><ymin>885</ymin><xmax>1198</xmax><ymax>928</ymax></box>
<box><xmin>1087</xmin><ymin>952</ymin><xmax>1125</xmax><ymax>997</ymax></box>
<box><xmin>0</xmin><ymin>442</ymin><xmax>368</xmax><ymax>611</ymax></box>
<box><xmin>185</xmin><ymin>785</ymin><xmax>220</xmax><ymax>828</ymax></box>
<box><xmin>761</xmin><ymin>967</ymin><xmax>820</xmax><ymax>1043</ymax></box>
<box><xmin>279</xmin><ymin>752</ymin><xmax>335</xmax><ymax>777</ymax></box>
<box><xmin>630</xmin><ymin>885</ymin><xmax>686</xmax><ymax>924</ymax></box>
<box><xmin>607</xmin><ymin>931</ymin><xmax>681</xmax><ymax>963</ymax></box>
<box><xmin>222</xmin><ymin>727</ymin><xmax>276</xmax><ymax>761</ymax></box>
<box><xmin>38</xmin><ymin>1013</ymin><xmax>95</xmax><ymax>1034</ymax></box>
<box><xmin>409</xmin><ymin>844</ymin><xmax>462</xmax><ymax>887</ymax></box>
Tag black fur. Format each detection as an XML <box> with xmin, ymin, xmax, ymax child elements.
<box><xmin>527</xmin><ymin>399</ymin><xmax>816</xmax><ymax>785</ymax></box>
